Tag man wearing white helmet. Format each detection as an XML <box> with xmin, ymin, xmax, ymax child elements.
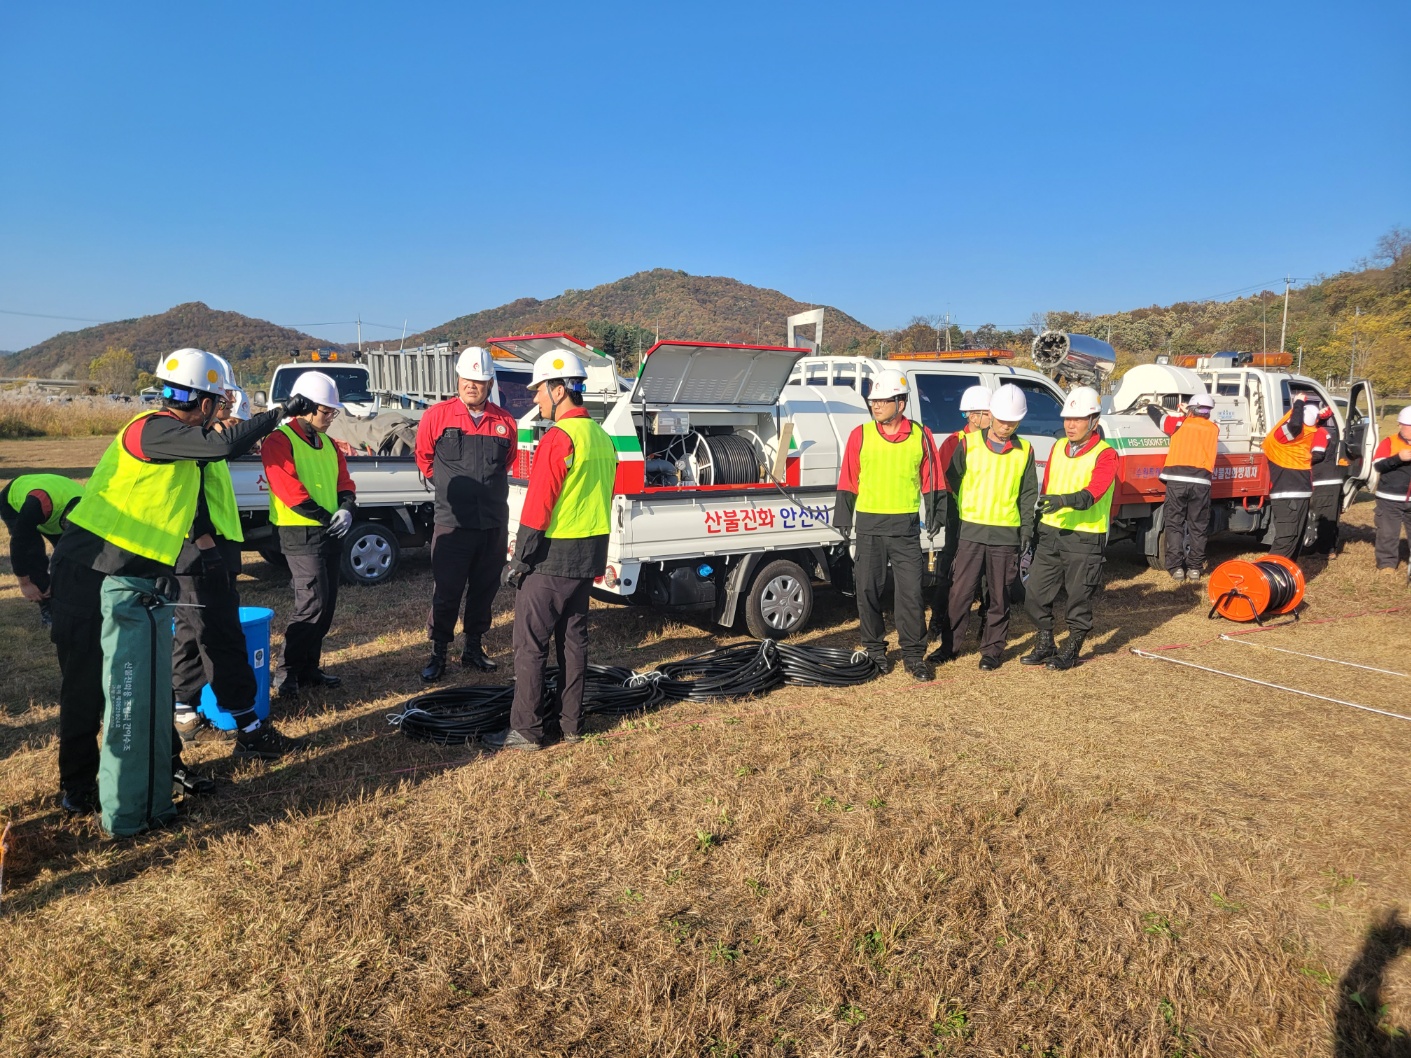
<box><xmin>932</xmin><ymin>383</ymin><xmax>1037</xmax><ymax>671</ymax></box>
<box><xmin>1261</xmin><ymin>392</ymin><xmax>1320</xmax><ymax>559</ymax></box>
<box><xmin>1307</xmin><ymin>400</ymin><xmax>1346</xmax><ymax>557</ymax></box>
<box><xmin>1022</xmin><ymin>386</ymin><xmax>1119</xmax><ymax>670</ymax></box>
<box><xmin>483</xmin><ymin>349</ymin><xmax>617</xmax><ymax>752</ymax></box>
<box><xmin>261</xmin><ymin>371</ymin><xmax>358</xmax><ymax>699</ymax></box>
<box><xmin>412</xmin><ymin>346</ymin><xmax>518</xmax><ymax>681</ymax></box>
<box><xmin>1145</xmin><ymin>391</ymin><xmax>1220</xmax><ymax>582</ymax></box>
<box><xmin>48</xmin><ymin>348</ymin><xmax>310</xmax><ymax>832</ymax></box>
<box><xmin>928</xmin><ymin>383</ymin><xmax>993</xmax><ymax>643</ymax></box>
<box><xmin>834</xmin><ymin>368</ymin><xmax>945</xmax><ymax>679</ymax></box>
<box><xmin>1371</xmin><ymin>407</ymin><xmax>1411</xmax><ymax>576</ymax></box>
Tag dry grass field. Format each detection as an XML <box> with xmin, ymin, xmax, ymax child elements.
<box><xmin>2</xmin><ymin>435</ymin><xmax>1410</xmax><ymax>1057</ymax></box>
<box><xmin>0</xmin><ymin>396</ymin><xmax>140</xmax><ymax>440</ymax></box>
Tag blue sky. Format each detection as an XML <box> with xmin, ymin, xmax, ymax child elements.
<box><xmin>1</xmin><ymin>1</ymin><xmax>1407</xmax><ymax>351</ymax></box>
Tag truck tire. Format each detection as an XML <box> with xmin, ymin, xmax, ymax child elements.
<box><xmin>340</xmin><ymin>522</ymin><xmax>400</xmax><ymax>586</ymax></box>
<box><xmin>1144</xmin><ymin>508</ymin><xmax>1167</xmax><ymax>570</ymax></box>
<box><xmin>744</xmin><ymin>558</ymin><xmax>813</xmax><ymax>640</ymax></box>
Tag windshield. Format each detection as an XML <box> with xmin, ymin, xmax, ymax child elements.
<box><xmin>272</xmin><ymin>366</ymin><xmax>373</xmax><ymax>404</ymax></box>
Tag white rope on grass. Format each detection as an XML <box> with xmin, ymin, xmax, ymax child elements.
<box><xmin>1218</xmin><ymin>634</ymin><xmax>1411</xmax><ymax>679</ymax></box>
<box><xmin>1129</xmin><ymin>649</ymin><xmax>1411</xmax><ymax>724</ymax></box>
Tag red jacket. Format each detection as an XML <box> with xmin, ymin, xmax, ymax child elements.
<box><xmin>519</xmin><ymin>407</ymin><xmax>590</xmax><ymax>532</ymax></box>
<box><xmin>1040</xmin><ymin>431</ymin><xmax>1119</xmax><ymax>499</ymax></box>
<box><xmin>413</xmin><ymin>399</ymin><xmax>518</xmax><ymax>479</ymax></box>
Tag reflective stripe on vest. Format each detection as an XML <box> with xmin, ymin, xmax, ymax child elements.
<box><xmin>856</xmin><ymin>421</ymin><xmax>924</xmax><ymax>515</ymax></box>
<box><xmin>956</xmin><ymin>430</ymin><xmax>1030</xmax><ymax>527</ymax></box>
<box><xmin>1263</xmin><ymin>411</ymin><xmax>1315</xmax><ymax>471</ymax></box>
<box><xmin>544</xmin><ymin>416</ymin><xmax>616</xmax><ymax>539</ymax></box>
<box><xmin>1041</xmin><ymin>438</ymin><xmax>1115</xmax><ymax>534</ymax></box>
<box><xmin>67</xmin><ymin>412</ymin><xmax>200</xmax><ymax>565</ymax></box>
<box><xmin>1165</xmin><ymin>414</ymin><xmax>1219</xmax><ymax>473</ymax></box>
<box><xmin>203</xmin><ymin>461</ymin><xmax>244</xmax><ymax>542</ymax></box>
<box><xmin>269</xmin><ymin>423</ymin><xmax>339</xmax><ymax>527</ymax></box>
<box><xmin>6</xmin><ymin>473</ymin><xmax>83</xmax><ymax>536</ymax></box>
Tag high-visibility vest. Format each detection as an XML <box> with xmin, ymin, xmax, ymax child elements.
<box><xmin>1165</xmin><ymin>414</ymin><xmax>1219</xmax><ymax>473</ymax></box>
<box><xmin>1262</xmin><ymin>411</ymin><xmax>1316</xmax><ymax>471</ymax></box>
<box><xmin>68</xmin><ymin>412</ymin><xmax>200</xmax><ymax>565</ymax></box>
<box><xmin>269</xmin><ymin>423</ymin><xmax>340</xmax><ymax>527</ymax></box>
<box><xmin>203</xmin><ymin>461</ymin><xmax>244</xmax><ymax>542</ymax></box>
<box><xmin>544</xmin><ymin>416</ymin><xmax>616</xmax><ymax>539</ymax></box>
<box><xmin>856</xmin><ymin>421</ymin><xmax>924</xmax><ymax>515</ymax></box>
<box><xmin>1041</xmin><ymin>438</ymin><xmax>1115</xmax><ymax>534</ymax></box>
<box><xmin>6</xmin><ymin>473</ymin><xmax>83</xmax><ymax>537</ymax></box>
<box><xmin>956</xmin><ymin>430</ymin><xmax>1030</xmax><ymax>527</ymax></box>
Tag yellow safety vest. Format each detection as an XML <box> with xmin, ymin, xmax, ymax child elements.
<box><xmin>855</xmin><ymin>421</ymin><xmax>924</xmax><ymax>515</ymax></box>
<box><xmin>269</xmin><ymin>423</ymin><xmax>340</xmax><ymax>527</ymax></box>
<box><xmin>956</xmin><ymin>430</ymin><xmax>1030</xmax><ymax>527</ymax></box>
<box><xmin>6</xmin><ymin>473</ymin><xmax>83</xmax><ymax>537</ymax></box>
<box><xmin>68</xmin><ymin>412</ymin><xmax>201</xmax><ymax>565</ymax></box>
<box><xmin>1040</xmin><ymin>437</ymin><xmax>1115</xmax><ymax>534</ymax></box>
<box><xmin>544</xmin><ymin>416</ymin><xmax>616</xmax><ymax>539</ymax></box>
<box><xmin>203</xmin><ymin>461</ymin><xmax>244</xmax><ymax>542</ymax></box>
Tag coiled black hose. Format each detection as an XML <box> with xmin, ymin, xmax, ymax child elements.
<box><xmin>545</xmin><ymin>665</ymin><xmax>670</xmax><ymax>716</ymax></box>
<box><xmin>389</xmin><ymin>684</ymin><xmax>513</xmax><ymax>743</ymax></box>
<box><xmin>775</xmin><ymin>642</ymin><xmax>883</xmax><ymax>686</ymax></box>
<box><xmin>654</xmin><ymin>640</ymin><xmax>784</xmax><ymax>701</ymax></box>
<box><xmin>1256</xmin><ymin>558</ymin><xmax>1299</xmax><ymax>612</ymax></box>
<box><xmin>702</xmin><ymin>433</ymin><xmax>760</xmax><ymax>486</ymax></box>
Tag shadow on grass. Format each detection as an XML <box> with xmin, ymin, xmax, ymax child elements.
<box><xmin>1335</xmin><ymin>907</ymin><xmax>1411</xmax><ymax>1056</ymax></box>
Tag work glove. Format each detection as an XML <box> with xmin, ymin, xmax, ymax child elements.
<box><xmin>1038</xmin><ymin>491</ymin><xmax>1093</xmax><ymax>515</ymax></box>
<box><xmin>282</xmin><ymin>393</ymin><xmax>318</xmax><ymax>418</ymax></box>
<box><xmin>501</xmin><ymin>559</ymin><xmax>532</xmax><ymax>591</ymax></box>
<box><xmin>328</xmin><ymin>509</ymin><xmax>354</xmax><ymax>538</ymax></box>
<box><xmin>836</xmin><ymin>526</ymin><xmax>852</xmax><ymax>545</ymax></box>
<box><xmin>198</xmin><ymin>544</ymin><xmax>225</xmax><ymax>578</ymax></box>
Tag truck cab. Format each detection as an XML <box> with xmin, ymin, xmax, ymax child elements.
<box><xmin>262</xmin><ymin>353</ymin><xmax>380</xmax><ymax>419</ymax></box>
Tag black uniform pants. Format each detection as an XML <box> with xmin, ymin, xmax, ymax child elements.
<box><xmin>1308</xmin><ymin>485</ymin><xmax>1343</xmax><ymax>555</ymax></box>
<box><xmin>1268</xmin><ymin>497</ymin><xmax>1310</xmax><ymax>560</ymax></box>
<box><xmin>171</xmin><ymin>572</ymin><xmax>258</xmax><ymax>728</ymax></box>
<box><xmin>426</xmin><ymin>524</ymin><xmax>507</xmax><ymax>645</ymax></box>
<box><xmin>277</xmin><ymin>548</ymin><xmax>341</xmax><ymax>684</ymax></box>
<box><xmin>947</xmin><ymin>538</ymin><xmax>1019</xmax><ymax>661</ymax></box>
<box><xmin>1374</xmin><ymin>497</ymin><xmax>1411</xmax><ymax>569</ymax></box>
<box><xmin>854</xmin><ymin>532</ymin><xmax>926</xmax><ymax>661</ymax></box>
<box><xmin>1162</xmin><ymin>481</ymin><xmax>1211</xmax><ymax>573</ymax></box>
<box><xmin>510</xmin><ymin>573</ymin><xmax>592</xmax><ymax>744</ymax></box>
<box><xmin>1024</xmin><ymin>528</ymin><xmax>1106</xmax><ymax>636</ymax></box>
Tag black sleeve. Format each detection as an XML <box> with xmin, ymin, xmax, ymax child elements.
<box><xmin>1146</xmin><ymin>404</ymin><xmax>1165</xmax><ymax>427</ymax></box>
<box><xmin>1018</xmin><ymin>452</ymin><xmax>1039</xmax><ymax>550</ymax></box>
<box><xmin>833</xmin><ymin>490</ymin><xmax>855</xmax><ymax>532</ymax></box>
<box><xmin>514</xmin><ymin>524</ymin><xmax>545</xmax><ymax>569</ymax></box>
<box><xmin>337</xmin><ymin>490</ymin><xmax>356</xmax><ymax>513</ymax></box>
<box><xmin>138</xmin><ymin>407</ymin><xmax>284</xmax><ymax>462</ymax></box>
<box><xmin>1374</xmin><ymin>454</ymin><xmax>1405</xmax><ymax>473</ymax></box>
<box><xmin>8</xmin><ymin>495</ymin><xmax>51</xmax><ymax>580</ymax></box>
<box><xmin>1283</xmin><ymin>400</ymin><xmax>1307</xmax><ymax>439</ymax></box>
<box><xmin>291</xmin><ymin>499</ymin><xmax>331</xmax><ymax>524</ymax></box>
<box><xmin>946</xmin><ymin>441</ymin><xmax>966</xmax><ymax>495</ymax></box>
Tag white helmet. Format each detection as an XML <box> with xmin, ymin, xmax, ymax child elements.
<box><xmin>289</xmin><ymin>371</ymin><xmax>344</xmax><ymax>410</ymax></box>
<box><xmin>210</xmin><ymin>353</ymin><xmax>237</xmax><ymax>392</ymax></box>
<box><xmin>990</xmin><ymin>384</ymin><xmax>1028</xmax><ymax>422</ymax></box>
<box><xmin>456</xmin><ymin>346</ymin><xmax>494</xmax><ymax>382</ymax></box>
<box><xmin>1399</xmin><ymin>406</ymin><xmax>1411</xmax><ymax>427</ymax></box>
<box><xmin>959</xmin><ymin>385</ymin><xmax>991</xmax><ymax>412</ymax></box>
<box><xmin>1188</xmin><ymin>393</ymin><xmax>1215</xmax><ymax>411</ymax></box>
<box><xmin>227</xmin><ymin>389</ymin><xmax>251</xmax><ymax>421</ymax></box>
<box><xmin>529</xmin><ymin>349</ymin><xmax>588</xmax><ymax>389</ymax></box>
<box><xmin>156</xmin><ymin>348</ymin><xmax>228</xmax><ymax>399</ymax></box>
<box><xmin>869</xmin><ymin>369</ymin><xmax>909</xmax><ymax>401</ymax></box>
<box><xmin>1060</xmin><ymin>386</ymin><xmax>1102</xmax><ymax>418</ymax></box>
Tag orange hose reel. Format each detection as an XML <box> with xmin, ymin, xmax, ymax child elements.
<box><xmin>1206</xmin><ymin>554</ymin><xmax>1305</xmax><ymax>624</ymax></box>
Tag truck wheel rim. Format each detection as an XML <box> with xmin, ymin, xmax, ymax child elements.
<box><xmin>760</xmin><ymin>574</ymin><xmax>805</xmax><ymax>629</ymax></box>
<box><xmin>350</xmin><ymin>535</ymin><xmax>392</xmax><ymax>577</ymax></box>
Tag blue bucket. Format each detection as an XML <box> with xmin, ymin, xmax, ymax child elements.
<box><xmin>198</xmin><ymin>606</ymin><xmax>274</xmax><ymax>730</ymax></box>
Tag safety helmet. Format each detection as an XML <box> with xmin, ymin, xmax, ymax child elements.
<box><xmin>959</xmin><ymin>385</ymin><xmax>991</xmax><ymax>412</ymax></box>
<box><xmin>1188</xmin><ymin>393</ymin><xmax>1215</xmax><ymax>411</ymax></box>
<box><xmin>1060</xmin><ymin>386</ymin><xmax>1102</xmax><ymax>418</ymax></box>
<box><xmin>155</xmin><ymin>348</ymin><xmax>228</xmax><ymax>401</ymax></box>
<box><xmin>1399</xmin><ymin>406</ymin><xmax>1411</xmax><ymax>427</ymax></box>
<box><xmin>529</xmin><ymin>349</ymin><xmax>588</xmax><ymax>390</ymax></box>
<box><xmin>210</xmin><ymin>354</ymin><xmax>237</xmax><ymax>392</ymax></box>
<box><xmin>869</xmin><ymin>369</ymin><xmax>909</xmax><ymax>401</ymax></box>
<box><xmin>227</xmin><ymin>389</ymin><xmax>251</xmax><ymax>421</ymax></box>
<box><xmin>456</xmin><ymin>346</ymin><xmax>495</xmax><ymax>382</ymax></box>
<box><xmin>289</xmin><ymin>371</ymin><xmax>344</xmax><ymax>410</ymax></box>
<box><xmin>990</xmin><ymin>384</ymin><xmax>1028</xmax><ymax>422</ymax></box>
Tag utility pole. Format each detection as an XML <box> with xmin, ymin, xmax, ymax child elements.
<box><xmin>1296</xmin><ymin>344</ymin><xmax>1303</xmax><ymax>373</ymax></box>
<box><xmin>1279</xmin><ymin>276</ymin><xmax>1291</xmax><ymax>355</ymax></box>
<box><xmin>944</xmin><ymin>311</ymin><xmax>951</xmax><ymax>352</ymax></box>
<box><xmin>1349</xmin><ymin>306</ymin><xmax>1360</xmax><ymax>384</ymax></box>
<box><xmin>356</xmin><ymin>315</ymin><xmax>363</xmax><ymax>353</ymax></box>
<box><xmin>1261</xmin><ymin>294</ymin><xmax>1267</xmax><ymax>355</ymax></box>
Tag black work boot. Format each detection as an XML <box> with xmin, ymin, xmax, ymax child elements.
<box><xmin>1020</xmin><ymin>630</ymin><xmax>1056</xmax><ymax>666</ymax></box>
<box><xmin>1046</xmin><ymin>632</ymin><xmax>1087</xmax><ymax>671</ymax></box>
<box><xmin>866</xmin><ymin>650</ymin><xmax>892</xmax><ymax>675</ymax></box>
<box><xmin>234</xmin><ymin>722</ymin><xmax>309</xmax><ymax>761</ymax></box>
<box><xmin>904</xmin><ymin>657</ymin><xmax>934</xmax><ymax>682</ymax></box>
<box><xmin>461</xmin><ymin>638</ymin><xmax>497</xmax><ymax>672</ymax></box>
<box><xmin>421</xmin><ymin>641</ymin><xmax>449</xmax><ymax>683</ymax></box>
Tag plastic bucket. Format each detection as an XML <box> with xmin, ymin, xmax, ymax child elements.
<box><xmin>198</xmin><ymin>606</ymin><xmax>274</xmax><ymax>730</ymax></box>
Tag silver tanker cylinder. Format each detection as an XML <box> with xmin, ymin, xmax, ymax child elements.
<box><xmin>1031</xmin><ymin>330</ymin><xmax>1117</xmax><ymax>387</ymax></box>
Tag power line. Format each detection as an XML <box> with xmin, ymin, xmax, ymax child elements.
<box><xmin>0</xmin><ymin>307</ymin><xmax>116</xmax><ymax>324</ymax></box>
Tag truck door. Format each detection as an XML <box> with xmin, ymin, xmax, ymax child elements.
<box><xmin>1343</xmin><ymin>379</ymin><xmax>1380</xmax><ymax>500</ymax></box>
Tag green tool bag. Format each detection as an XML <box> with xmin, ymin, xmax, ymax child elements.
<box><xmin>98</xmin><ymin>577</ymin><xmax>177</xmax><ymax>837</ymax></box>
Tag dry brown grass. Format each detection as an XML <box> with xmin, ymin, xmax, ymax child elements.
<box><xmin>2</xmin><ymin>438</ymin><xmax>1410</xmax><ymax>1056</ymax></box>
<box><xmin>0</xmin><ymin>395</ymin><xmax>139</xmax><ymax>439</ymax></box>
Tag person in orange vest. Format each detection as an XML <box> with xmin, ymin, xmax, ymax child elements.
<box><xmin>1371</xmin><ymin>406</ymin><xmax>1411</xmax><ymax>576</ymax></box>
<box><xmin>1307</xmin><ymin>402</ymin><xmax>1346</xmax><ymax>558</ymax></box>
<box><xmin>1146</xmin><ymin>392</ymin><xmax>1220</xmax><ymax>583</ymax></box>
<box><xmin>1261</xmin><ymin>394</ymin><xmax>1320</xmax><ymax>560</ymax></box>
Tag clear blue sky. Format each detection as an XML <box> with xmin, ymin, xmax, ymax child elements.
<box><xmin>2</xmin><ymin>1</ymin><xmax>1407</xmax><ymax>351</ymax></box>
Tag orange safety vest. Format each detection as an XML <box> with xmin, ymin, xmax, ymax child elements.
<box><xmin>1165</xmin><ymin>415</ymin><xmax>1219</xmax><ymax>472</ymax></box>
<box><xmin>1262</xmin><ymin>411</ymin><xmax>1316</xmax><ymax>471</ymax></box>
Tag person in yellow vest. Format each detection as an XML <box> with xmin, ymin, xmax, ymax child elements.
<box><xmin>1262</xmin><ymin>394</ymin><xmax>1320</xmax><ymax>559</ymax></box>
<box><xmin>484</xmin><ymin>350</ymin><xmax>617</xmax><ymax>751</ymax></box>
<box><xmin>834</xmin><ymin>369</ymin><xmax>945</xmax><ymax>680</ymax></box>
<box><xmin>932</xmin><ymin>384</ymin><xmax>1037</xmax><ymax>670</ymax></box>
<box><xmin>47</xmin><ymin>349</ymin><xmax>305</xmax><ymax>828</ymax></box>
<box><xmin>927</xmin><ymin>384</ymin><xmax>991</xmax><ymax>644</ymax></box>
<box><xmin>1146</xmin><ymin>392</ymin><xmax>1220</xmax><ymax>583</ymax></box>
<box><xmin>1021</xmin><ymin>387</ymin><xmax>1119</xmax><ymax>670</ymax></box>
<box><xmin>261</xmin><ymin>371</ymin><xmax>357</xmax><ymax>700</ymax></box>
<box><xmin>172</xmin><ymin>358</ymin><xmax>305</xmax><ymax>759</ymax></box>
<box><xmin>1</xmin><ymin>472</ymin><xmax>83</xmax><ymax>626</ymax></box>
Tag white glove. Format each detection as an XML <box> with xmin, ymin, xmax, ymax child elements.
<box><xmin>328</xmin><ymin>509</ymin><xmax>354</xmax><ymax>538</ymax></box>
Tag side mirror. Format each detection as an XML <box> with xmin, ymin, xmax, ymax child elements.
<box><xmin>254</xmin><ymin>390</ymin><xmax>268</xmax><ymax>407</ymax></box>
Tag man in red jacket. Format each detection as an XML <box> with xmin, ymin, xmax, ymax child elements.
<box><xmin>413</xmin><ymin>347</ymin><xmax>518</xmax><ymax>681</ymax></box>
